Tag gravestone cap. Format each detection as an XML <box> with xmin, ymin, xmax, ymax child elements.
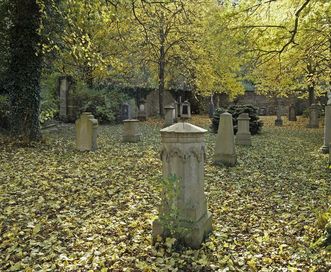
<box><xmin>160</xmin><ymin>122</ymin><xmax>207</xmax><ymax>134</ymax></box>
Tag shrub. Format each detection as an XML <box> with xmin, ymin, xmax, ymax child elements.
<box><xmin>211</xmin><ymin>104</ymin><xmax>263</xmax><ymax>135</ymax></box>
<box><xmin>74</xmin><ymin>88</ymin><xmax>130</xmax><ymax>124</ymax></box>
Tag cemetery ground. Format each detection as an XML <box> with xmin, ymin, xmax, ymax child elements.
<box><xmin>0</xmin><ymin>116</ymin><xmax>330</xmax><ymax>272</ymax></box>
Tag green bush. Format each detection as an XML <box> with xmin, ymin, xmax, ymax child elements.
<box><xmin>211</xmin><ymin>104</ymin><xmax>263</xmax><ymax>135</ymax></box>
<box><xmin>74</xmin><ymin>88</ymin><xmax>130</xmax><ymax>124</ymax></box>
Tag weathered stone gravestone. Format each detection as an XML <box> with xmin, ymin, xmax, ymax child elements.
<box><xmin>58</xmin><ymin>76</ymin><xmax>75</xmax><ymax>121</ymax></box>
<box><xmin>307</xmin><ymin>104</ymin><xmax>319</xmax><ymax>128</ymax></box>
<box><xmin>75</xmin><ymin>112</ymin><xmax>98</xmax><ymax>151</ymax></box>
<box><xmin>180</xmin><ymin>100</ymin><xmax>191</xmax><ymax>119</ymax></box>
<box><xmin>288</xmin><ymin>104</ymin><xmax>297</xmax><ymax>121</ymax></box>
<box><xmin>173</xmin><ymin>101</ymin><xmax>179</xmax><ymax>122</ymax></box>
<box><xmin>235</xmin><ymin>113</ymin><xmax>251</xmax><ymax>145</ymax></box>
<box><xmin>275</xmin><ymin>107</ymin><xmax>283</xmax><ymax>126</ymax></box>
<box><xmin>137</xmin><ymin>100</ymin><xmax>147</xmax><ymax>121</ymax></box>
<box><xmin>152</xmin><ymin>122</ymin><xmax>212</xmax><ymax>249</ymax></box>
<box><xmin>164</xmin><ymin>105</ymin><xmax>175</xmax><ymax>127</ymax></box>
<box><xmin>321</xmin><ymin>95</ymin><xmax>331</xmax><ymax>153</ymax></box>
<box><xmin>122</xmin><ymin>119</ymin><xmax>141</xmax><ymax>143</ymax></box>
<box><xmin>120</xmin><ymin>103</ymin><xmax>131</xmax><ymax>122</ymax></box>
<box><xmin>214</xmin><ymin>112</ymin><xmax>237</xmax><ymax>166</ymax></box>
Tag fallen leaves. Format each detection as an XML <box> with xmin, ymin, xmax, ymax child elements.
<box><xmin>0</xmin><ymin>116</ymin><xmax>330</xmax><ymax>271</ymax></box>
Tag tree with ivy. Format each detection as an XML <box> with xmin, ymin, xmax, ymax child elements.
<box><xmin>7</xmin><ymin>0</ymin><xmax>43</xmax><ymax>141</ymax></box>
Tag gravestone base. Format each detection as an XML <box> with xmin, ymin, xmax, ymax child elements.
<box><xmin>152</xmin><ymin>212</ymin><xmax>212</xmax><ymax>249</ymax></box>
<box><xmin>137</xmin><ymin>113</ymin><xmax>147</xmax><ymax>121</ymax></box>
<box><xmin>214</xmin><ymin>153</ymin><xmax>237</xmax><ymax>167</ymax></box>
<box><xmin>123</xmin><ymin>134</ymin><xmax>141</xmax><ymax>143</ymax></box>
<box><xmin>236</xmin><ymin>133</ymin><xmax>251</xmax><ymax>145</ymax></box>
<box><xmin>320</xmin><ymin>145</ymin><xmax>329</xmax><ymax>154</ymax></box>
<box><xmin>275</xmin><ymin>119</ymin><xmax>283</xmax><ymax>126</ymax></box>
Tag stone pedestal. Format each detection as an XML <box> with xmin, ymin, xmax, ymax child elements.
<box><xmin>122</xmin><ymin>119</ymin><xmax>141</xmax><ymax>142</ymax></box>
<box><xmin>320</xmin><ymin>105</ymin><xmax>331</xmax><ymax>153</ymax></box>
<box><xmin>214</xmin><ymin>112</ymin><xmax>236</xmax><ymax>166</ymax></box>
<box><xmin>152</xmin><ymin>122</ymin><xmax>212</xmax><ymax>249</ymax></box>
<box><xmin>288</xmin><ymin>104</ymin><xmax>297</xmax><ymax>121</ymax></box>
<box><xmin>164</xmin><ymin>105</ymin><xmax>175</xmax><ymax>127</ymax></box>
<box><xmin>75</xmin><ymin>112</ymin><xmax>98</xmax><ymax>151</ymax></box>
<box><xmin>236</xmin><ymin>113</ymin><xmax>251</xmax><ymax>145</ymax></box>
<box><xmin>307</xmin><ymin>104</ymin><xmax>319</xmax><ymax>128</ymax></box>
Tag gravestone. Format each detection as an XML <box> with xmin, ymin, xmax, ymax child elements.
<box><xmin>180</xmin><ymin>100</ymin><xmax>191</xmax><ymax>119</ymax></box>
<box><xmin>214</xmin><ymin>112</ymin><xmax>237</xmax><ymax>166</ymax></box>
<box><xmin>120</xmin><ymin>103</ymin><xmax>131</xmax><ymax>122</ymax></box>
<box><xmin>137</xmin><ymin>100</ymin><xmax>147</xmax><ymax>121</ymax></box>
<box><xmin>75</xmin><ymin>112</ymin><xmax>98</xmax><ymax>151</ymax></box>
<box><xmin>152</xmin><ymin>122</ymin><xmax>212</xmax><ymax>249</ymax></box>
<box><xmin>320</xmin><ymin>98</ymin><xmax>331</xmax><ymax>153</ymax></box>
<box><xmin>307</xmin><ymin>104</ymin><xmax>319</xmax><ymax>128</ymax></box>
<box><xmin>164</xmin><ymin>105</ymin><xmax>175</xmax><ymax>127</ymax></box>
<box><xmin>288</xmin><ymin>104</ymin><xmax>297</xmax><ymax>121</ymax></box>
<box><xmin>275</xmin><ymin>107</ymin><xmax>283</xmax><ymax>126</ymax></box>
<box><xmin>208</xmin><ymin>96</ymin><xmax>215</xmax><ymax>118</ymax></box>
<box><xmin>236</xmin><ymin>113</ymin><xmax>251</xmax><ymax>145</ymax></box>
<box><xmin>122</xmin><ymin>119</ymin><xmax>141</xmax><ymax>142</ymax></box>
<box><xmin>58</xmin><ymin>76</ymin><xmax>75</xmax><ymax>121</ymax></box>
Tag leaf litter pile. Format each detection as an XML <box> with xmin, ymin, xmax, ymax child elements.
<box><xmin>0</xmin><ymin>116</ymin><xmax>330</xmax><ymax>271</ymax></box>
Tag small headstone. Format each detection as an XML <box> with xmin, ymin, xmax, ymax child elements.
<box><xmin>164</xmin><ymin>105</ymin><xmax>175</xmax><ymax>127</ymax></box>
<box><xmin>236</xmin><ymin>113</ymin><xmax>251</xmax><ymax>145</ymax></box>
<box><xmin>208</xmin><ymin>96</ymin><xmax>215</xmax><ymax>118</ymax></box>
<box><xmin>120</xmin><ymin>103</ymin><xmax>131</xmax><ymax>122</ymax></box>
<box><xmin>137</xmin><ymin>100</ymin><xmax>147</xmax><ymax>121</ymax></box>
<box><xmin>288</xmin><ymin>104</ymin><xmax>297</xmax><ymax>121</ymax></box>
<box><xmin>275</xmin><ymin>107</ymin><xmax>283</xmax><ymax>126</ymax></box>
<box><xmin>214</xmin><ymin>112</ymin><xmax>237</xmax><ymax>166</ymax></box>
<box><xmin>180</xmin><ymin>100</ymin><xmax>191</xmax><ymax>119</ymax></box>
<box><xmin>152</xmin><ymin>122</ymin><xmax>212</xmax><ymax>249</ymax></box>
<box><xmin>320</xmin><ymin>104</ymin><xmax>331</xmax><ymax>153</ymax></box>
<box><xmin>75</xmin><ymin>112</ymin><xmax>98</xmax><ymax>151</ymax></box>
<box><xmin>122</xmin><ymin>119</ymin><xmax>141</xmax><ymax>142</ymax></box>
<box><xmin>307</xmin><ymin>104</ymin><xmax>319</xmax><ymax>128</ymax></box>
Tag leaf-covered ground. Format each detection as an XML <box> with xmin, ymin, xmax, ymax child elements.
<box><xmin>0</xmin><ymin>116</ymin><xmax>330</xmax><ymax>271</ymax></box>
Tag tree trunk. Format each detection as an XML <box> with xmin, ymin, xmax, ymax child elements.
<box><xmin>308</xmin><ymin>86</ymin><xmax>315</xmax><ymax>106</ymax></box>
<box><xmin>8</xmin><ymin>0</ymin><xmax>42</xmax><ymax>141</ymax></box>
<box><xmin>158</xmin><ymin>50</ymin><xmax>165</xmax><ymax>117</ymax></box>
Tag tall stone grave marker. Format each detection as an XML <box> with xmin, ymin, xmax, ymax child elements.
<box><xmin>288</xmin><ymin>104</ymin><xmax>297</xmax><ymax>121</ymax></box>
<box><xmin>137</xmin><ymin>100</ymin><xmax>147</xmax><ymax>121</ymax></box>
<box><xmin>180</xmin><ymin>100</ymin><xmax>191</xmax><ymax>119</ymax></box>
<box><xmin>236</xmin><ymin>113</ymin><xmax>251</xmax><ymax>145</ymax></box>
<box><xmin>152</xmin><ymin>122</ymin><xmax>212</xmax><ymax>248</ymax></box>
<box><xmin>122</xmin><ymin>119</ymin><xmax>141</xmax><ymax>143</ymax></box>
<box><xmin>321</xmin><ymin>93</ymin><xmax>331</xmax><ymax>153</ymax></box>
<box><xmin>164</xmin><ymin>105</ymin><xmax>175</xmax><ymax>127</ymax></box>
<box><xmin>120</xmin><ymin>103</ymin><xmax>131</xmax><ymax>122</ymax></box>
<box><xmin>173</xmin><ymin>101</ymin><xmax>179</xmax><ymax>122</ymax></box>
<box><xmin>214</xmin><ymin>112</ymin><xmax>237</xmax><ymax>166</ymax></box>
<box><xmin>76</xmin><ymin>112</ymin><xmax>98</xmax><ymax>151</ymax></box>
<box><xmin>307</xmin><ymin>104</ymin><xmax>319</xmax><ymax>128</ymax></box>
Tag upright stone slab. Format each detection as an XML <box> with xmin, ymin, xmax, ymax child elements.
<box><xmin>152</xmin><ymin>122</ymin><xmax>212</xmax><ymax>249</ymax></box>
<box><xmin>58</xmin><ymin>76</ymin><xmax>70</xmax><ymax>121</ymax></box>
<box><xmin>137</xmin><ymin>101</ymin><xmax>147</xmax><ymax>121</ymax></box>
<box><xmin>236</xmin><ymin>113</ymin><xmax>251</xmax><ymax>145</ymax></box>
<box><xmin>180</xmin><ymin>101</ymin><xmax>191</xmax><ymax>119</ymax></box>
<box><xmin>173</xmin><ymin>101</ymin><xmax>179</xmax><ymax>122</ymax></box>
<box><xmin>288</xmin><ymin>104</ymin><xmax>297</xmax><ymax>121</ymax></box>
<box><xmin>275</xmin><ymin>107</ymin><xmax>283</xmax><ymax>126</ymax></box>
<box><xmin>214</xmin><ymin>112</ymin><xmax>236</xmax><ymax>166</ymax></box>
<box><xmin>75</xmin><ymin>112</ymin><xmax>98</xmax><ymax>151</ymax></box>
<box><xmin>122</xmin><ymin>119</ymin><xmax>141</xmax><ymax>142</ymax></box>
<box><xmin>120</xmin><ymin>103</ymin><xmax>131</xmax><ymax>122</ymax></box>
<box><xmin>164</xmin><ymin>105</ymin><xmax>175</xmax><ymax>127</ymax></box>
<box><xmin>307</xmin><ymin>104</ymin><xmax>319</xmax><ymax>128</ymax></box>
<box><xmin>321</xmin><ymin>104</ymin><xmax>331</xmax><ymax>153</ymax></box>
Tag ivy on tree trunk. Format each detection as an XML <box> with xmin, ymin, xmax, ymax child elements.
<box><xmin>8</xmin><ymin>0</ymin><xmax>42</xmax><ymax>141</ymax></box>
